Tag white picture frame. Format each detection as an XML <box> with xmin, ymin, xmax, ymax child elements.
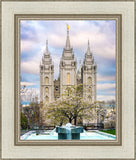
<box><xmin>1</xmin><ymin>0</ymin><xmax>135</xmax><ymax>159</ymax></box>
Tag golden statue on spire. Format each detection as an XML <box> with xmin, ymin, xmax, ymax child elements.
<box><xmin>67</xmin><ymin>24</ymin><xmax>69</xmax><ymax>30</ymax></box>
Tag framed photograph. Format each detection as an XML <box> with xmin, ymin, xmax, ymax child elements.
<box><xmin>17</xmin><ymin>16</ymin><xmax>120</xmax><ymax>145</ymax></box>
<box><xmin>1</xmin><ymin>0</ymin><xmax>135</xmax><ymax>160</ymax></box>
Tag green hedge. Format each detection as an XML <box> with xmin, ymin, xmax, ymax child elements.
<box><xmin>99</xmin><ymin>129</ymin><xmax>116</xmax><ymax>135</ymax></box>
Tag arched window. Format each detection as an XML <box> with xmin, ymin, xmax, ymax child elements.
<box><xmin>67</xmin><ymin>73</ymin><xmax>70</xmax><ymax>85</ymax></box>
<box><xmin>45</xmin><ymin>87</ymin><xmax>49</xmax><ymax>94</ymax></box>
<box><xmin>88</xmin><ymin>86</ymin><xmax>92</xmax><ymax>94</ymax></box>
<box><xmin>45</xmin><ymin>77</ymin><xmax>49</xmax><ymax>85</ymax></box>
<box><xmin>88</xmin><ymin>77</ymin><xmax>92</xmax><ymax>85</ymax></box>
<box><xmin>45</xmin><ymin>96</ymin><xmax>49</xmax><ymax>103</ymax></box>
<box><xmin>55</xmin><ymin>86</ymin><xmax>59</xmax><ymax>91</ymax></box>
<box><xmin>88</xmin><ymin>95</ymin><xmax>92</xmax><ymax>102</ymax></box>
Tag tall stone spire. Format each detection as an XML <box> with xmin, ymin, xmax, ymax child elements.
<box><xmin>45</xmin><ymin>40</ymin><xmax>49</xmax><ymax>55</ymax></box>
<box><xmin>60</xmin><ymin>24</ymin><xmax>77</xmax><ymax>96</ymax></box>
<box><xmin>65</xmin><ymin>24</ymin><xmax>71</xmax><ymax>50</ymax></box>
<box><xmin>40</xmin><ymin>39</ymin><xmax>54</xmax><ymax>103</ymax></box>
<box><xmin>86</xmin><ymin>40</ymin><xmax>91</xmax><ymax>55</ymax></box>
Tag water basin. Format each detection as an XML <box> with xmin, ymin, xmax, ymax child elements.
<box><xmin>21</xmin><ymin>130</ymin><xmax>116</xmax><ymax>140</ymax></box>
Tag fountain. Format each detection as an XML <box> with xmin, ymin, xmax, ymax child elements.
<box><xmin>56</xmin><ymin>123</ymin><xmax>83</xmax><ymax>140</ymax></box>
<box><xmin>50</xmin><ymin>128</ymin><xmax>56</xmax><ymax>135</ymax></box>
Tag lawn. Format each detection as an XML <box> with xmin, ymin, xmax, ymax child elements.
<box><xmin>99</xmin><ymin>129</ymin><xmax>116</xmax><ymax>135</ymax></box>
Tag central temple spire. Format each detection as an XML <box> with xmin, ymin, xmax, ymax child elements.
<box><xmin>65</xmin><ymin>24</ymin><xmax>71</xmax><ymax>50</ymax></box>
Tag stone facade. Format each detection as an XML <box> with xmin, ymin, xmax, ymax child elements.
<box><xmin>40</xmin><ymin>25</ymin><xmax>97</xmax><ymax>104</ymax></box>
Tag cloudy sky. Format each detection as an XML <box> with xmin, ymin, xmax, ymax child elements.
<box><xmin>20</xmin><ymin>20</ymin><xmax>116</xmax><ymax>101</ymax></box>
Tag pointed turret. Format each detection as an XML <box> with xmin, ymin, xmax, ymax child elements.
<box><xmin>61</xmin><ymin>24</ymin><xmax>74</xmax><ymax>58</ymax></box>
<box><xmin>65</xmin><ymin>24</ymin><xmax>71</xmax><ymax>50</ymax></box>
<box><xmin>83</xmin><ymin>40</ymin><xmax>93</xmax><ymax>65</ymax></box>
<box><xmin>86</xmin><ymin>40</ymin><xmax>91</xmax><ymax>55</ymax></box>
<box><xmin>42</xmin><ymin>40</ymin><xmax>52</xmax><ymax>65</ymax></box>
<box><xmin>45</xmin><ymin>40</ymin><xmax>49</xmax><ymax>55</ymax></box>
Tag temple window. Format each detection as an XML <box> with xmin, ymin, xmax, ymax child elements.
<box><xmin>88</xmin><ymin>77</ymin><xmax>92</xmax><ymax>85</ymax></box>
<box><xmin>67</xmin><ymin>73</ymin><xmax>70</xmax><ymax>85</ymax></box>
<box><xmin>45</xmin><ymin>77</ymin><xmax>49</xmax><ymax>85</ymax></box>
<box><xmin>88</xmin><ymin>95</ymin><xmax>92</xmax><ymax>102</ymax></box>
<box><xmin>45</xmin><ymin>96</ymin><xmax>49</xmax><ymax>102</ymax></box>
<box><xmin>45</xmin><ymin>87</ymin><xmax>49</xmax><ymax>94</ymax></box>
<box><xmin>55</xmin><ymin>86</ymin><xmax>59</xmax><ymax>91</ymax></box>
